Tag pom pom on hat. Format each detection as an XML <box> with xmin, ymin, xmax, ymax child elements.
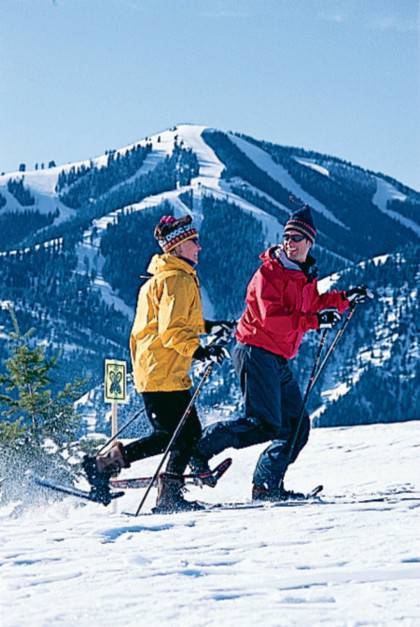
<box><xmin>159</xmin><ymin>215</ymin><xmax>176</xmax><ymax>225</ymax></box>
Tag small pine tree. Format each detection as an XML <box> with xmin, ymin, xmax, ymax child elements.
<box><xmin>0</xmin><ymin>306</ymin><xmax>85</xmax><ymax>505</ymax></box>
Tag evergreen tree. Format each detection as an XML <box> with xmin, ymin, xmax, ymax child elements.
<box><xmin>0</xmin><ymin>306</ymin><xmax>85</xmax><ymax>506</ymax></box>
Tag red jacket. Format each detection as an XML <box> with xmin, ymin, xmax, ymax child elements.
<box><xmin>236</xmin><ymin>247</ymin><xmax>349</xmax><ymax>359</ymax></box>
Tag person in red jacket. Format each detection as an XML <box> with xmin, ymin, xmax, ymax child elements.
<box><xmin>192</xmin><ymin>206</ymin><xmax>372</xmax><ymax>501</ymax></box>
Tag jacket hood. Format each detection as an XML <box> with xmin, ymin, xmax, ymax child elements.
<box><xmin>260</xmin><ymin>246</ymin><xmax>317</xmax><ymax>278</ymax></box>
<box><xmin>147</xmin><ymin>253</ymin><xmax>197</xmax><ymax>277</ymax></box>
<box><xmin>259</xmin><ymin>246</ymin><xmax>300</xmax><ymax>271</ymax></box>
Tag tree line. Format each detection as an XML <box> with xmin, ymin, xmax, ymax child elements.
<box><xmin>21</xmin><ymin>146</ymin><xmax>199</xmax><ymax>251</ymax></box>
<box><xmin>57</xmin><ymin>143</ymin><xmax>153</xmax><ymax>207</ymax></box>
<box><xmin>0</xmin><ymin>209</ymin><xmax>58</xmax><ymax>250</ymax></box>
<box><xmin>7</xmin><ymin>177</ymin><xmax>35</xmax><ymax>206</ymax></box>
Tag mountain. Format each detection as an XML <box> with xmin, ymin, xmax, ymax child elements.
<box><xmin>0</xmin><ymin>124</ymin><xmax>418</xmax><ymax>431</ymax></box>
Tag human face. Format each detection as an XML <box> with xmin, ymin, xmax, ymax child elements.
<box><xmin>174</xmin><ymin>236</ymin><xmax>201</xmax><ymax>264</ymax></box>
<box><xmin>283</xmin><ymin>230</ymin><xmax>312</xmax><ymax>263</ymax></box>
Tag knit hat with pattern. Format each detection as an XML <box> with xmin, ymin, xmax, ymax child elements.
<box><xmin>154</xmin><ymin>215</ymin><xmax>198</xmax><ymax>253</ymax></box>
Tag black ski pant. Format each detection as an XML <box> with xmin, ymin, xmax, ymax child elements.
<box><xmin>196</xmin><ymin>342</ymin><xmax>310</xmax><ymax>489</ymax></box>
<box><xmin>123</xmin><ymin>390</ymin><xmax>202</xmax><ymax>476</ymax></box>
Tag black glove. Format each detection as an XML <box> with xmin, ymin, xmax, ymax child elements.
<box><xmin>317</xmin><ymin>308</ymin><xmax>341</xmax><ymax>329</ymax></box>
<box><xmin>193</xmin><ymin>345</ymin><xmax>230</xmax><ymax>365</ymax></box>
<box><xmin>346</xmin><ymin>286</ymin><xmax>374</xmax><ymax>304</ymax></box>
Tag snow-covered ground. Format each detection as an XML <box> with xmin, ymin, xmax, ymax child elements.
<box><xmin>1</xmin><ymin>421</ymin><xmax>419</xmax><ymax>627</ymax></box>
<box><xmin>178</xmin><ymin>124</ymin><xmax>225</xmax><ymax>189</ymax></box>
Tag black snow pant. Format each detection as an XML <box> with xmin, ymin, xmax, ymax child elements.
<box><xmin>123</xmin><ymin>390</ymin><xmax>202</xmax><ymax>476</ymax></box>
<box><xmin>196</xmin><ymin>342</ymin><xmax>310</xmax><ymax>489</ymax></box>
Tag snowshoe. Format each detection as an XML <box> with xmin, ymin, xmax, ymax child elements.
<box><xmin>82</xmin><ymin>441</ymin><xmax>130</xmax><ymax>505</ymax></box>
<box><xmin>252</xmin><ymin>481</ymin><xmax>306</xmax><ymax>502</ymax></box>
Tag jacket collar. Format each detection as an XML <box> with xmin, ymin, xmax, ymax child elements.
<box><xmin>147</xmin><ymin>253</ymin><xmax>197</xmax><ymax>277</ymax></box>
<box><xmin>265</xmin><ymin>246</ymin><xmax>318</xmax><ymax>281</ymax></box>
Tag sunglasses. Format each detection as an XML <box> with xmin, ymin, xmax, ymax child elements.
<box><xmin>283</xmin><ymin>233</ymin><xmax>307</xmax><ymax>243</ymax></box>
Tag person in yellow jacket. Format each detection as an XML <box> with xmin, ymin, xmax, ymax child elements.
<box><xmin>83</xmin><ymin>214</ymin><xmax>233</xmax><ymax>512</ymax></box>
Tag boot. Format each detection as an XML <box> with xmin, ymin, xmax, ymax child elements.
<box><xmin>252</xmin><ymin>480</ymin><xmax>305</xmax><ymax>502</ymax></box>
<box><xmin>82</xmin><ymin>441</ymin><xmax>130</xmax><ymax>504</ymax></box>
<box><xmin>153</xmin><ymin>472</ymin><xmax>204</xmax><ymax>514</ymax></box>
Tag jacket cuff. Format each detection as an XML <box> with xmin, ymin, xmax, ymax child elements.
<box><xmin>339</xmin><ymin>293</ymin><xmax>351</xmax><ymax>312</ymax></box>
<box><xmin>184</xmin><ymin>338</ymin><xmax>201</xmax><ymax>357</ymax></box>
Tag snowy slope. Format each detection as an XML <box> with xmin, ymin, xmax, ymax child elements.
<box><xmin>0</xmin><ymin>128</ymin><xmax>174</xmax><ymax>196</ymax></box>
<box><xmin>0</xmin><ymin>167</ymin><xmax>75</xmax><ymax>224</ymax></box>
<box><xmin>1</xmin><ymin>124</ymin><xmax>417</xmax><ymax>245</ymax></box>
<box><xmin>1</xmin><ymin>421</ymin><xmax>419</xmax><ymax>627</ymax></box>
<box><xmin>0</xmin><ymin>127</ymin><xmax>176</xmax><ymax>229</ymax></box>
<box><xmin>314</xmin><ymin>250</ymin><xmax>417</xmax><ymax>414</ymax></box>
<box><xmin>294</xmin><ymin>157</ymin><xmax>330</xmax><ymax>177</ymax></box>
<box><xmin>20</xmin><ymin>125</ymin><xmax>284</xmax><ymax>318</ymax></box>
<box><xmin>372</xmin><ymin>177</ymin><xmax>420</xmax><ymax>237</ymax></box>
<box><xmin>177</xmin><ymin>124</ymin><xmax>225</xmax><ymax>189</ymax></box>
<box><xmin>228</xmin><ymin>134</ymin><xmax>347</xmax><ymax>228</ymax></box>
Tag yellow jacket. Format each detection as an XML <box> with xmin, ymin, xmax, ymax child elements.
<box><xmin>130</xmin><ymin>253</ymin><xmax>205</xmax><ymax>392</ymax></box>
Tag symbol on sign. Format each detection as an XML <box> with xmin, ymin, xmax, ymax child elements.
<box><xmin>109</xmin><ymin>370</ymin><xmax>122</xmax><ymax>396</ymax></box>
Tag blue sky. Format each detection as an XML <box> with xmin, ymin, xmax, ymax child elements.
<box><xmin>0</xmin><ymin>0</ymin><xmax>418</xmax><ymax>189</ymax></box>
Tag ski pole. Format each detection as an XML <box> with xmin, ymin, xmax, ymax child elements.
<box><xmin>83</xmin><ymin>330</ymin><xmax>233</xmax><ymax>457</ymax></box>
<box><xmin>134</xmin><ymin>364</ymin><xmax>214</xmax><ymax>516</ymax></box>
<box><xmin>303</xmin><ymin>328</ymin><xmax>329</xmax><ymax>409</ymax></box>
<box><xmin>287</xmin><ymin>304</ymin><xmax>358</xmax><ymax>464</ymax></box>
<box><xmin>307</xmin><ymin>304</ymin><xmax>358</xmax><ymax>396</ymax></box>
<box><xmin>286</xmin><ymin>328</ymin><xmax>328</xmax><ymax>464</ymax></box>
<box><xmin>96</xmin><ymin>408</ymin><xmax>146</xmax><ymax>456</ymax></box>
<box><xmin>93</xmin><ymin>332</ymin><xmax>229</xmax><ymax>457</ymax></box>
